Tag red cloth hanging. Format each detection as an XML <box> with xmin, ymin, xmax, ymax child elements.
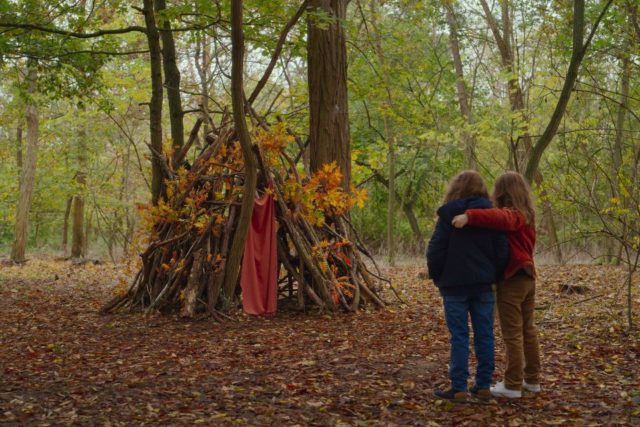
<box><xmin>240</xmin><ymin>192</ymin><xmax>277</xmax><ymax>315</ymax></box>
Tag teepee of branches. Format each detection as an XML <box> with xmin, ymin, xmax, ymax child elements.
<box><xmin>101</xmin><ymin>112</ymin><xmax>395</xmax><ymax>318</ymax></box>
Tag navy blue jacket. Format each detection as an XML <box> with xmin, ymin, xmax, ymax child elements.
<box><xmin>426</xmin><ymin>197</ymin><xmax>509</xmax><ymax>296</ymax></box>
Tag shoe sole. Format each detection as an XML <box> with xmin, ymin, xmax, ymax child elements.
<box><xmin>522</xmin><ymin>382</ymin><xmax>541</xmax><ymax>393</ymax></box>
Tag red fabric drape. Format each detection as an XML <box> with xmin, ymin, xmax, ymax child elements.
<box><xmin>240</xmin><ymin>192</ymin><xmax>277</xmax><ymax>315</ymax></box>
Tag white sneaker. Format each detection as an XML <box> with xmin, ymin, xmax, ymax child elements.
<box><xmin>490</xmin><ymin>381</ymin><xmax>522</xmax><ymax>398</ymax></box>
<box><xmin>522</xmin><ymin>381</ymin><xmax>541</xmax><ymax>393</ymax></box>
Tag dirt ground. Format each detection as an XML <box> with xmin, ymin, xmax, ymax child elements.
<box><xmin>1</xmin><ymin>257</ymin><xmax>639</xmax><ymax>426</ymax></box>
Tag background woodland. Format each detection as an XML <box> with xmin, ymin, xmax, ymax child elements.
<box><xmin>0</xmin><ymin>0</ymin><xmax>638</xmax><ymax>270</ymax></box>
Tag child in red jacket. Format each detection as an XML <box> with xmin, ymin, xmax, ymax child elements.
<box><xmin>452</xmin><ymin>171</ymin><xmax>541</xmax><ymax>399</ymax></box>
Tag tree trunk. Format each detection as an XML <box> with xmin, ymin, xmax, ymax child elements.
<box><xmin>612</xmin><ymin>58</ymin><xmax>629</xmax><ymax>186</ymax></box>
<box><xmin>122</xmin><ymin>139</ymin><xmax>133</xmax><ymax>255</ymax></box>
<box><xmin>387</xmin><ymin>137</ymin><xmax>396</xmax><ymax>265</ymax></box>
<box><xmin>221</xmin><ymin>0</ymin><xmax>259</xmax><ymax>306</ymax></box>
<box><xmin>16</xmin><ymin>124</ymin><xmax>23</xmax><ymax>178</ymax></box>
<box><xmin>366</xmin><ymin>166</ymin><xmax>425</xmax><ymax>248</ymax></box>
<box><xmin>155</xmin><ymin>0</ymin><xmax>184</xmax><ymax>149</ymax></box>
<box><xmin>83</xmin><ymin>210</ymin><xmax>91</xmax><ymax>257</ymax></box>
<box><xmin>62</xmin><ymin>196</ymin><xmax>72</xmax><ymax>254</ymax></box>
<box><xmin>71</xmin><ymin>104</ymin><xmax>87</xmax><ymax>258</ymax></box>
<box><xmin>71</xmin><ymin>198</ymin><xmax>85</xmax><ymax>258</ymax></box>
<box><xmin>479</xmin><ymin>0</ymin><xmax>532</xmax><ymax>170</ymax></box>
<box><xmin>401</xmin><ymin>202</ymin><xmax>424</xmax><ymax>249</ymax></box>
<box><xmin>611</xmin><ymin>55</ymin><xmax>631</xmax><ymax>265</ymax></box>
<box><xmin>11</xmin><ymin>65</ymin><xmax>39</xmax><ymax>264</ymax></box>
<box><xmin>307</xmin><ymin>0</ymin><xmax>351</xmax><ymax>189</ymax></box>
<box><xmin>142</xmin><ymin>0</ymin><xmax>165</xmax><ymax>205</ymax></box>
<box><xmin>444</xmin><ymin>2</ymin><xmax>476</xmax><ymax>169</ymax></box>
<box><xmin>195</xmin><ymin>31</ymin><xmax>211</xmax><ymax>139</ymax></box>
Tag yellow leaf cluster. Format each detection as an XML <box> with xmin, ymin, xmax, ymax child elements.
<box><xmin>255</xmin><ymin>122</ymin><xmax>294</xmax><ymax>165</ymax></box>
<box><xmin>281</xmin><ymin>161</ymin><xmax>369</xmax><ymax>226</ymax></box>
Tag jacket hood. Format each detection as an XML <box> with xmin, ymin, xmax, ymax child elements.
<box><xmin>437</xmin><ymin>197</ymin><xmax>492</xmax><ymax>221</ymax></box>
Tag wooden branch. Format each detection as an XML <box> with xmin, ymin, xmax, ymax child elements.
<box><xmin>173</xmin><ymin>117</ymin><xmax>203</xmax><ymax>166</ymax></box>
<box><xmin>0</xmin><ymin>22</ymin><xmax>145</xmax><ymax>37</ymax></box>
<box><xmin>524</xmin><ymin>0</ymin><xmax>613</xmax><ymax>181</ymax></box>
<box><xmin>248</xmin><ymin>0</ymin><xmax>309</xmax><ymax>105</ymax></box>
<box><xmin>34</xmin><ymin>49</ymin><xmax>149</xmax><ymax>59</ymax></box>
<box><xmin>478</xmin><ymin>0</ymin><xmax>509</xmax><ymax>64</ymax></box>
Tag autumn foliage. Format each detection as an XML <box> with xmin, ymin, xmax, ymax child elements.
<box><xmin>102</xmin><ymin>116</ymin><xmax>390</xmax><ymax>317</ymax></box>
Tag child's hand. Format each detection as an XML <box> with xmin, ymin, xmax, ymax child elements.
<box><xmin>451</xmin><ymin>214</ymin><xmax>468</xmax><ymax>228</ymax></box>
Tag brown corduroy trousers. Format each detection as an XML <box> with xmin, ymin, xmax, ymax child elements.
<box><xmin>496</xmin><ymin>274</ymin><xmax>541</xmax><ymax>390</ymax></box>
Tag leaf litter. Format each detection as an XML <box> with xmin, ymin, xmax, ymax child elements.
<box><xmin>0</xmin><ymin>257</ymin><xmax>638</xmax><ymax>425</ymax></box>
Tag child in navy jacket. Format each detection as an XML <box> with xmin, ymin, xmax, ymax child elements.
<box><xmin>427</xmin><ymin>171</ymin><xmax>509</xmax><ymax>401</ymax></box>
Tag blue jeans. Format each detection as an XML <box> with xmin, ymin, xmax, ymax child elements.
<box><xmin>443</xmin><ymin>292</ymin><xmax>495</xmax><ymax>391</ymax></box>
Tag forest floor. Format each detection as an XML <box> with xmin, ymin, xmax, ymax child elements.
<box><xmin>1</xmin><ymin>257</ymin><xmax>639</xmax><ymax>426</ymax></box>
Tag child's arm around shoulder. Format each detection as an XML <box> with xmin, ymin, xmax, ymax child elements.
<box><xmin>452</xmin><ymin>208</ymin><xmax>526</xmax><ymax>231</ymax></box>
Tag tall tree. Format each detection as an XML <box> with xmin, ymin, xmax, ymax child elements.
<box><xmin>221</xmin><ymin>0</ymin><xmax>259</xmax><ymax>305</ymax></box>
<box><xmin>11</xmin><ymin>65</ymin><xmax>39</xmax><ymax>263</ymax></box>
<box><xmin>142</xmin><ymin>0</ymin><xmax>165</xmax><ymax>205</ymax></box>
<box><xmin>155</xmin><ymin>0</ymin><xmax>184</xmax><ymax>149</ymax></box>
<box><xmin>62</xmin><ymin>196</ymin><xmax>72</xmax><ymax>254</ymax></box>
<box><xmin>195</xmin><ymin>30</ymin><xmax>212</xmax><ymax>138</ymax></box>
<box><xmin>307</xmin><ymin>0</ymin><xmax>351</xmax><ymax>189</ymax></box>
<box><xmin>479</xmin><ymin>0</ymin><xmax>532</xmax><ymax>170</ymax></box>
<box><xmin>71</xmin><ymin>103</ymin><xmax>87</xmax><ymax>258</ymax></box>
<box><xmin>444</xmin><ymin>1</ymin><xmax>477</xmax><ymax>170</ymax></box>
<box><xmin>15</xmin><ymin>124</ymin><xmax>23</xmax><ymax>180</ymax></box>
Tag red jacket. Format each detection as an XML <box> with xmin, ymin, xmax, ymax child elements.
<box><xmin>466</xmin><ymin>208</ymin><xmax>536</xmax><ymax>279</ymax></box>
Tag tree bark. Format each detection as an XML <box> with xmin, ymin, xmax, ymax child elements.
<box><xmin>83</xmin><ymin>210</ymin><xmax>91</xmax><ymax>257</ymax></box>
<box><xmin>71</xmin><ymin>104</ymin><xmax>87</xmax><ymax>258</ymax></box>
<box><xmin>11</xmin><ymin>65</ymin><xmax>39</xmax><ymax>263</ymax></box>
<box><xmin>221</xmin><ymin>0</ymin><xmax>259</xmax><ymax>306</ymax></box>
<box><xmin>195</xmin><ymin>31</ymin><xmax>211</xmax><ymax>138</ymax></box>
<box><xmin>307</xmin><ymin>0</ymin><xmax>351</xmax><ymax>189</ymax></box>
<box><xmin>155</xmin><ymin>0</ymin><xmax>184</xmax><ymax>149</ymax></box>
<box><xmin>629</xmin><ymin>0</ymin><xmax>640</xmax><ymax>42</ymax></box>
<box><xmin>612</xmin><ymin>57</ymin><xmax>630</xmax><ymax>194</ymax></box>
<box><xmin>444</xmin><ymin>2</ymin><xmax>476</xmax><ymax>169</ymax></box>
<box><xmin>142</xmin><ymin>0</ymin><xmax>165</xmax><ymax>205</ymax></box>
<box><xmin>122</xmin><ymin>139</ymin><xmax>133</xmax><ymax>255</ymax></box>
<box><xmin>62</xmin><ymin>196</ymin><xmax>72</xmax><ymax>254</ymax></box>
<box><xmin>16</xmin><ymin>124</ymin><xmax>23</xmax><ymax>177</ymax></box>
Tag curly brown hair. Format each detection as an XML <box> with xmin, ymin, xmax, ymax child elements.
<box><xmin>492</xmin><ymin>171</ymin><xmax>535</xmax><ymax>225</ymax></box>
<box><xmin>443</xmin><ymin>170</ymin><xmax>489</xmax><ymax>203</ymax></box>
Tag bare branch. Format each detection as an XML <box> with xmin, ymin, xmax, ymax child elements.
<box><xmin>0</xmin><ymin>22</ymin><xmax>145</xmax><ymax>38</ymax></box>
